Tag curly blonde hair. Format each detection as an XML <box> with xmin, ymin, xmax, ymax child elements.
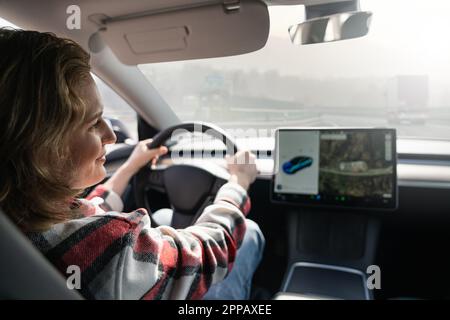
<box><xmin>0</xmin><ymin>28</ymin><xmax>92</xmax><ymax>231</ymax></box>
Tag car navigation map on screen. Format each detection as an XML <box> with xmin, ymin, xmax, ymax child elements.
<box><xmin>273</xmin><ymin>129</ymin><xmax>397</xmax><ymax>209</ymax></box>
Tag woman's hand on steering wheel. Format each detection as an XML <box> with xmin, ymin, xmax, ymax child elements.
<box><xmin>124</xmin><ymin>139</ymin><xmax>168</xmax><ymax>175</ymax></box>
<box><xmin>226</xmin><ymin>150</ymin><xmax>258</xmax><ymax>191</ymax></box>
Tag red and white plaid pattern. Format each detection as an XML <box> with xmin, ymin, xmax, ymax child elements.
<box><xmin>27</xmin><ymin>182</ymin><xmax>250</xmax><ymax>300</ymax></box>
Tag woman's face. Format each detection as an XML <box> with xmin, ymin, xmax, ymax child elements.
<box><xmin>69</xmin><ymin>77</ymin><xmax>116</xmax><ymax>189</ymax></box>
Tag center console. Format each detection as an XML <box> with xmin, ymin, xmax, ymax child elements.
<box><xmin>271</xmin><ymin>128</ymin><xmax>397</xmax><ymax>300</ymax></box>
<box><xmin>278</xmin><ymin>262</ymin><xmax>369</xmax><ymax>300</ymax></box>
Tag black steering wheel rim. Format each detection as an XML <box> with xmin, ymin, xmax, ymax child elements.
<box><xmin>132</xmin><ymin>121</ymin><xmax>240</xmax><ymax>227</ymax></box>
<box><xmin>146</xmin><ymin>121</ymin><xmax>239</xmax><ymax>155</ymax></box>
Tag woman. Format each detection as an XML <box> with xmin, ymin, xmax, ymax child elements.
<box><xmin>0</xmin><ymin>28</ymin><xmax>264</xmax><ymax>299</ymax></box>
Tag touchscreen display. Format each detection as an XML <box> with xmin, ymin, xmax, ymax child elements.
<box><xmin>272</xmin><ymin>128</ymin><xmax>397</xmax><ymax>209</ymax></box>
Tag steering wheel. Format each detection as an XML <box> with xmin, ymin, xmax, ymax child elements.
<box><xmin>132</xmin><ymin>122</ymin><xmax>240</xmax><ymax>229</ymax></box>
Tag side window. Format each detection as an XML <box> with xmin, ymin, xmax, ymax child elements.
<box><xmin>0</xmin><ymin>17</ymin><xmax>16</xmax><ymax>28</ymax></box>
<box><xmin>92</xmin><ymin>74</ymin><xmax>138</xmax><ymax>142</ymax></box>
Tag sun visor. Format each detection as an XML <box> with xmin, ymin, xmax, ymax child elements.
<box><xmin>97</xmin><ymin>0</ymin><xmax>270</xmax><ymax>65</ymax></box>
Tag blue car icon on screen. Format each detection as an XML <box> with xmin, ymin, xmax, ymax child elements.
<box><xmin>282</xmin><ymin>156</ymin><xmax>313</xmax><ymax>174</ymax></box>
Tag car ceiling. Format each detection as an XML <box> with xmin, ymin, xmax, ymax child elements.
<box><xmin>0</xmin><ymin>0</ymin><xmax>351</xmax><ymax>56</ymax></box>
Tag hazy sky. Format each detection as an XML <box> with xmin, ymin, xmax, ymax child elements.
<box><xmin>140</xmin><ymin>0</ymin><xmax>450</xmax><ymax>104</ymax></box>
<box><xmin>194</xmin><ymin>0</ymin><xmax>450</xmax><ymax>79</ymax></box>
<box><xmin>293</xmin><ymin>0</ymin><xmax>450</xmax><ymax>77</ymax></box>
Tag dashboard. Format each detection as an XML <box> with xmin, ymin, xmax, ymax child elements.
<box><xmin>104</xmin><ymin>135</ymin><xmax>450</xmax><ymax>193</ymax></box>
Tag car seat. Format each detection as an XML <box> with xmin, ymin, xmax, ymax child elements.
<box><xmin>0</xmin><ymin>207</ymin><xmax>82</xmax><ymax>300</ymax></box>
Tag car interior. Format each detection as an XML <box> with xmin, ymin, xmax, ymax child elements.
<box><xmin>2</xmin><ymin>0</ymin><xmax>450</xmax><ymax>300</ymax></box>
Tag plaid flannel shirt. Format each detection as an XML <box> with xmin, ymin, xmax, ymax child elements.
<box><xmin>27</xmin><ymin>182</ymin><xmax>250</xmax><ymax>300</ymax></box>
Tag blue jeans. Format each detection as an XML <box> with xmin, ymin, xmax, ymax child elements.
<box><xmin>203</xmin><ymin>219</ymin><xmax>265</xmax><ymax>300</ymax></box>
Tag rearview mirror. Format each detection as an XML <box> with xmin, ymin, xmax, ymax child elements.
<box><xmin>289</xmin><ymin>10</ymin><xmax>372</xmax><ymax>45</ymax></box>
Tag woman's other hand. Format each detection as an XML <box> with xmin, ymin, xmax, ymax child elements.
<box><xmin>226</xmin><ymin>150</ymin><xmax>258</xmax><ymax>191</ymax></box>
<box><xmin>124</xmin><ymin>139</ymin><xmax>168</xmax><ymax>175</ymax></box>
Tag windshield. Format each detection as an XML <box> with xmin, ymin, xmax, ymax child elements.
<box><xmin>138</xmin><ymin>0</ymin><xmax>450</xmax><ymax>141</ymax></box>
